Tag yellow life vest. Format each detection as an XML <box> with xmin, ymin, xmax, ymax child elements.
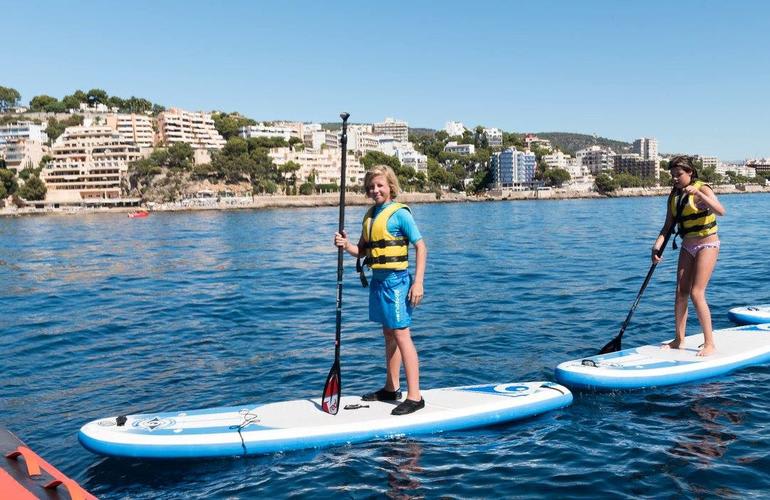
<box><xmin>670</xmin><ymin>180</ymin><xmax>718</xmax><ymax>238</ymax></box>
<box><xmin>361</xmin><ymin>202</ymin><xmax>410</xmax><ymax>270</ymax></box>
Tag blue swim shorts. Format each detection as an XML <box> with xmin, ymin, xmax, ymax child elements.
<box><xmin>369</xmin><ymin>270</ymin><xmax>413</xmax><ymax>329</ymax></box>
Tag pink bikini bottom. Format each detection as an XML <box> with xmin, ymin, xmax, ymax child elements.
<box><xmin>682</xmin><ymin>239</ymin><xmax>720</xmax><ymax>257</ymax></box>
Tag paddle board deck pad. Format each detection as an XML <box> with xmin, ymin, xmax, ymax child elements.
<box><xmin>79</xmin><ymin>381</ymin><xmax>571</xmax><ymax>458</ymax></box>
<box><xmin>554</xmin><ymin>324</ymin><xmax>770</xmax><ymax>390</ymax></box>
<box><xmin>728</xmin><ymin>304</ymin><xmax>770</xmax><ymax>325</ymax></box>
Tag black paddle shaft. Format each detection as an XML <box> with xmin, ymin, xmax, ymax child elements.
<box><xmin>322</xmin><ymin>112</ymin><xmax>349</xmax><ymax>415</ymax></box>
<box><xmin>597</xmin><ymin>226</ymin><xmax>675</xmax><ymax>355</ymax></box>
<box><xmin>334</xmin><ymin>112</ymin><xmax>350</xmax><ymax>359</ymax></box>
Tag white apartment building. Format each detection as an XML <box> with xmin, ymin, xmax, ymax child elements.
<box><xmin>0</xmin><ymin>122</ymin><xmax>49</xmax><ymax>145</ymax></box>
<box><xmin>444</xmin><ymin>142</ymin><xmax>475</xmax><ymax>155</ymax></box>
<box><xmin>491</xmin><ymin>148</ymin><xmax>537</xmax><ymax>188</ymax></box>
<box><xmin>696</xmin><ymin>155</ymin><xmax>719</xmax><ymax>170</ymax></box>
<box><xmin>393</xmin><ymin>144</ymin><xmax>428</xmax><ymax>174</ymax></box>
<box><xmin>0</xmin><ymin>122</ymin><xmax>49</xmax><ymax>172</ymax></box>
<box><xmin>269</xmin><ymin>147</ymin><xmax>365</xmax><ymax>187</ymax></box>
<box><xmin>373</xmin><ymin>118</ymin><xmax>409</xmax><ymax>144</ymax></box>
<box><xmin>3</xmin><ymin>138</ymin><xmax>47</xmax><ymax>173</ymax></box>
<box><xmin>576</xmin><ymin>145</ymin><xmax>615</xmax><ymax>174</ymax></box>
<box><xmin>240</xmin><ymin>123</ymin><xmax>300</xmax><ymax>142</ymax></box>
<box><xmin>718</xmin><ymin>163</ymin><xmax>755</xmax><ymax>178</ymax></box>
<box><xmin>42</xmin><ymin>125</ymin><xmax>142</xmax><ymax>204</ymax></box>
<box><xmin>542</xmin><ymin>150</ymin><xmax>573</xmax><ymax>170</ymax></box>
<box><xmin>633</xmin><ymin>137</ymin><xmax>658</xmax><ymax>160</ymax></box>
<box><xmin>105</xmin><ymin>114</ymin><xmax>155</xmax><ymax>148</ymax></box>
<box><xmin>444</xmin><ymin>121</ymin><xmax>466</xmax><ymax>137</ymax></box>
<box><xmin>346</xmin><ymin>124</ymin><xmax>382</xmax><ymax>153</ymax></box>
<box><xmin>157</xmin><ymin>108</ymin><xmax>226</xmax><ymax>151</ymax></box>
<box><xmin>483</xmin><ymin>127</ymin><xmax>503</xmax><ymax>148</ymax></box>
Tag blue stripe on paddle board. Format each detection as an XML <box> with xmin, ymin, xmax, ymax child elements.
<box><xmin>555</xmin><ymin>349</ymin><xmax>770</xmax><ymax>390</ymax></box>
<box><xmin>78</xmin><ymin>391</ymin><xmax>572</xmax><ymax>458</ymax></box>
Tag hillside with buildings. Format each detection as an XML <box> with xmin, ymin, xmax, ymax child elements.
<box><xmin>0</xmin><ymin>85</ymin><xmax>767</xmax><ymax>210</ymax></box>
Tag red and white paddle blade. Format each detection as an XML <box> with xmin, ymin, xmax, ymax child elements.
<box><xmin>321</xmin><ymin>366</ymin><xmax>341</xmax><ymax>415</ymax></box>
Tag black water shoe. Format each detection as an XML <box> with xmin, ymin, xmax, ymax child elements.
<box><xmin>361</xmin><ymin>388</ymin><xmax>402</xmax><ymax>402</ymax></box>
<box><xmin>391</xmin><ymin>398</ymin><xmax>425</xmax><ymax>416</ymax></box>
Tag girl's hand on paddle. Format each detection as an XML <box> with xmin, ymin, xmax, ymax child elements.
<box><xmin>334</xmin><ymin>230</ymin><xmax>348</xmax><ymax>249</ymax></box>
<box><xmin>409</xmin><ymin>281</ymin><xmax>424</xmax><ymax>307</ymax></box>
<box><xmin>651</xmin><ymin>247</ymin><xmax>663</xmax><ymax>264</ymax></box>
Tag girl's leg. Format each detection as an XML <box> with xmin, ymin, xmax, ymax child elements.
<box><xmin>691</xmin><ymin>247</ymin><xmax>719</xmax><ymax>356</ymax></box>
<box><xmin>387</xmin><ymin>327</ymin><xmax>421</xmax><ymax>402</ymax></box>
<box><xmin>383</xmin><ymin>328</ymin><xmax>402</xmax><ymax>391</ymax></box>
<box><xmin>667</xmin><ymin>249</ymin><xmax>694</xmax><ymax>349</ymax></box>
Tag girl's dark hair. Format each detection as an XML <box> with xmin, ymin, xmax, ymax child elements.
<box><xmin>668</xmin><ymin>155</ymin><xmax>698</xmax><ymax>179</ymax></box>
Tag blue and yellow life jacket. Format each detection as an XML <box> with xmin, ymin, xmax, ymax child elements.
<box><xmin>670</xmin><ymin>180</ymin><xmax>718</xmax><ymax>239</ymax></box>
<box><xmin>362</xmin><ymin>202</ymin><xmax>410</xmax><ymax>270</ymax></box>
<box><xmin>355</xmin><ymin>202</ymin><xmax>410</xmax><ymax>287</ymax></box>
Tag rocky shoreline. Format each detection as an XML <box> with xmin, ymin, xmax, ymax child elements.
<box><xmin>1</xmin><ymin>185</ymin><xmax>768</xmax><ymax>217</ymax></box>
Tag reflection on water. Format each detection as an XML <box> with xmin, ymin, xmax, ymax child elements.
<box><xmin>383</xmin><ymin>441</ymin><xmax>424</xmax><ymax>499</ymax></box>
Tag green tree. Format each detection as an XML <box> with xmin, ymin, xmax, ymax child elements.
<box><xmin>29</xmin><ymin>95</ymin><xmax>59</xmax><ymax>111</ymax></box>
<box><xmin>86</xmin><ymin>88</ymin><xmax>109</xmax><ymax>105</ymax></box>
<box><xmin>0</xmin><ymin>169</ymin><xmax>19</xmax><ymax>196</ymax></box>
<box><xmin>17</xmin><ymin>176</ymin><xmax>47</xmax><ymax>200</ymax></box>
<box><xmin>544</xmin><ymin>168</ymin><xmax>571</xmax><ymax>187</ymax></box>
<box><xmin>45</xmin><ymin>115</ymin><xmax>84</xmax><ymax>143</ymax></box>
<box><xmin>212</xmin><ymin>112</ymin><xmax>257</xmax><ymax>140</ymax></box>
<box><xmin>699</xmin><ymin>165</ymin><xmax>722</xmax><ymax>184</ymax></box>
<box><xmin>594</xmin><ymin>173</ymin><xmax>617</xmax><ymax>193</ymax></box>
<box><xmin>0</xmin><ymin>86</ymin><xmax>21</xmax><ymax>111</ymax></box>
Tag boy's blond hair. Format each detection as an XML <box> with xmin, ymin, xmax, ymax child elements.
<box><xmin>364</xmin><ymin>165</ymin><xmax>400</xmax><ymax>199</ymax></box>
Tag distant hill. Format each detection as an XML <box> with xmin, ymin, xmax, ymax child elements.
<box><xmin>535</xmin><ymin>132</ymin><xmax>631</xmax><ymax>156</ymax></box>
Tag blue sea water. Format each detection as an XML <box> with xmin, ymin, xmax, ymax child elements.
<box><xmin>1</xmin><ymin>193</ymin><xmax>769</xmax><ymax>498</ymax></box>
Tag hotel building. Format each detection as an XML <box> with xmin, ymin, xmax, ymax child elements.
<box><xmin>269</xmin><ymin>147</ymin><xmax>366</xmax><ymax>187</ymax></box>
<box><xmin>41</xmin><ymin>126</ymin><xmax>142</xmax><ymax>204</ymax></box>
<box><xmin>491</xmin><ymin>148</ymin><xmax>537</xmax><ymax>188</ymax></box>
<box><xmin>633</xmin><ymin>137</ymin><xmax>658</xmax><ymax>160</ymax></box>
<box><xmin>613</xmin><ymin>153</ymin><xmax>659</xmax><ymax>180</ymax></box>
<box><xmin>0</xmin><ymin>122</ymin><xmax>49</xmax><ymax>173</ymax></box>
<box><xmin>576</xmin><ymin>145</ymin><xmax>615</xmax><ymax>174</ymax></box>
<box><xmin>106</xmin><ymin>114</ymin><xmax>155</xmax><ymax>149</ymax></box>
<box><xmin>373</xmin><ymin>118</ymin><xmax>409</xmax><ymax>144</ymax></box>
<box><xmin>157</xmin><ymin>108</ymin><xmax>226</xmax><ymax>151</ymax></box>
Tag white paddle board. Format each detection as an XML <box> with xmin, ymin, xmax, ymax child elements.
<box><xmin>79</xmin><ymin>381</ymin><xmax>572</xmax><ymax>458</ymax></box>
<box><xmin>555</xmin><ymin>324</ymin><xmax>770</xmax><ymax>390</ymax></box>
<box><xmin>728</xmin><ymin>304</ymin><xmax>770</xmax><ymax>325</ymax></box>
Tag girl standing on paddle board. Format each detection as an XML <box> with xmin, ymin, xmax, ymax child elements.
<box><xmin>653</xmin><ymin>156</ymin><xmax>725</xmax><ymax>356</ymax></box>
<box><xmin>334</xmin><ymin>165</ymin><xmax>427</xmax><ymax>415</ymax></box>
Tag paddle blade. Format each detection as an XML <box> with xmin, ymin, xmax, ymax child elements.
<box><xmin>321</xmin><ymin>362</ymin><xmax>341</xmax><ymax>415</ymax></box>
<box><xmin>598</xmin><ymin>335</ymin><xmax>621</xmax><ymax>355</ymax></box>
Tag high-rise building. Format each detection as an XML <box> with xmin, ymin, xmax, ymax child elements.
<box><xmin>105</xmin><ymin>114</ymin><xmax>155</xmax><ymax>148</ymax></box>
<box><xmin>491</xmin><ymin>148</ymin><xmax>537</xmax><ymax>187</ymax></box>
<box><xmin>41</xmin><ymin>126</ymin><xmax>141</xmax><ymax>204</ymax></box>
<box><xmin>576</xmin><ymin>145</ymin><xmax>615</xmax><ymax>174</ymax></box>
<box><xmin>614</xmin><ymin>153</ymin><xmax>659</xmax><ymax>180</ymax></box>
<box><xmin>373</xmin><ymin>118</ymin><xmax>409</xmax><ymax>144</ymax></box>
<box><xmin>483</xmin><ymin>128</ymin><xmax>503</xmax><ymax>148</ymax></box>
<box><xmin>157</xmin><ymin>108</ymin><xmax>226</xmax><ymax>150</ymax></box>
<box><xmin>633</xmin><ymin>138</ymin><xmax>658</xmax><ymax>160</ymax></box>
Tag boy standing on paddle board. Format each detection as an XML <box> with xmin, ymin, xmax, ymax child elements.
<box><xmin>334</xmin><ymin>165</ymin><xmax>427</xmax><ymax>415</ymax></box>
<box><xmin>653</xmin><ymin>156</ymin><xmax>725</xmax><ymax>356</ymax></box>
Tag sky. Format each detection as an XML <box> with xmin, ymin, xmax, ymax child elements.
<box><xmin>3</xmin><ymin>0</ymin><xmax>769</xmax><ymax>160</ymax></box>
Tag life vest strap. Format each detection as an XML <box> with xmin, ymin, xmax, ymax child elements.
<box><xmin>681</xmin><ymin>220</ymin><xmax>717</xmax><ymax>236</ymax></box>
<box><xmin>365</xmin><ymin>238</ymin><xmax>408</xmax><ymax>249</ymax></box>
<box><xmin>367</xmin><ymin>255</ymin><xmax>408</xmax><ymax>265</ymax></box>
<box><xmin>679</xmin><ymin>210</ymin><xmax>711</xmax><ymax>222</ymax></box>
